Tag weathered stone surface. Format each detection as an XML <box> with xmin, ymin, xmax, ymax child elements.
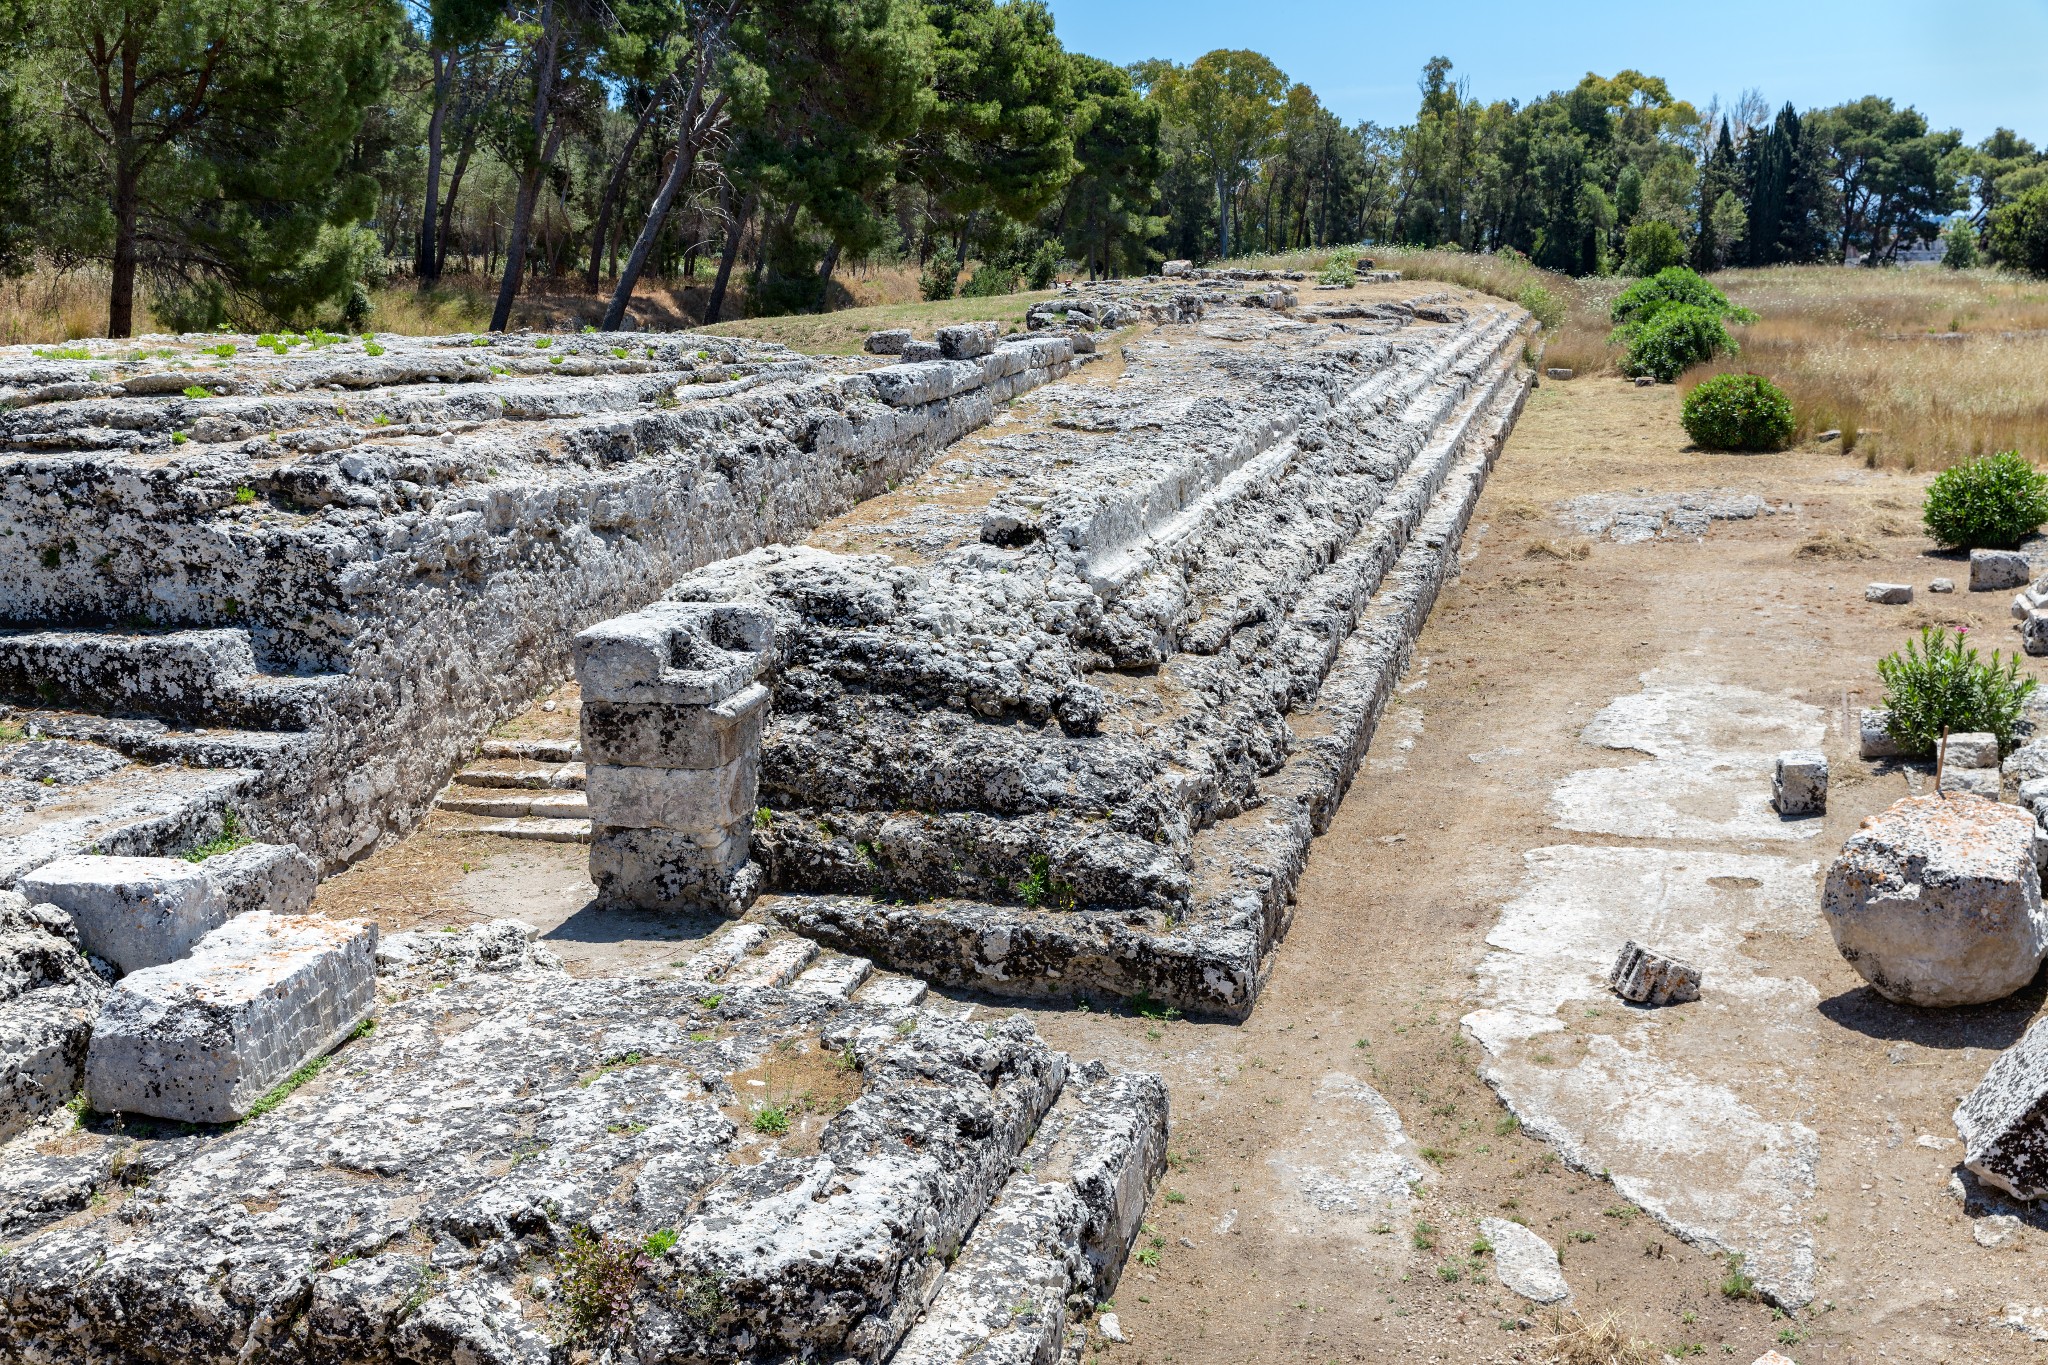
<box><xmin>1973</xmin><ymin>549</ymin><xmax>2033</xmax><ymax>591</ymax></box>
<box><xmin>1956</xmin><ymin>1015</ymin><xmax>2048</xmax><ymax>1199</ymax></box>
<box><xmin>585</xmin><ymin>756</ymin><xmax>757</xmax><ymax>833</ymax></box>
<box><xmin>581</xmin><ymin>682</ymin><xmax>770</xmax><ymax>769</ymax></box>
<box><xmin>17</xmin><ymin>844</ymin><xmax>313</xmax><ymax>974</ymax></box>
<box><xmin>1866</xmin><ymin>583</ymin><xmax>1914</xmax><ymax>604</ymax></box>
<box><xmin>84</xmin><ymin>912</ymin><xmax>377</xmax><ymax>1122</ymax></box>
<box><xmin>1941</xmin><ymin>766</ymin><xmax>2004</xmax><ymax>799</ymax></box>
<box><xmin>2024</xmin><ymin>611</ymin><xmax>2048</xmax><ymax>658</ymax></box>
<box><xmin>571</xmin><ymin>601</ymin><xmax>772</xmax><ymax>707</ymax></box>
<box><xmin>0</xmin><ymin>891</ymin><xmax>108</xmax><ymax>1142</ymax></box>
<box><xmin>1860</xmin><ymin>708</ymin><xmax>1910</xmax><ymax>759</ymax></box>
<box><xmin>1480</xmin><ymin>1217</ymin><xmax>1570</xmax><ymax>1303</ymax></box>
<box><xmin>1822</xmin><ymin>794</ymin><xmax>2047</xmax><ymax>1006</ymax></box>
<box><xmin>1931</xmin><ymin>577</ymin><xmax>1955</xmax><ymax>593</ymax></box>
<box><xmin>1773</xmin><ymin>750</ymin><xmax>1828</xmax><ymax>816</ymax></box>
<box><xmin>863</xmin><ymin>328</ymin><xmax>912</xmax><ymax>355</ymax></box>
<box><xmin>0</xmin><ymin>322</ymin><xmax>1081</xmax><ymax>875</ymax></box>
<box><xmin>1545</xmin><ymin>367</ymin><xmax>1574</xmax><ymax>379</ymax></box>
<box><xmin>591</xmin><ymin>824</ymin><xmax>758</xmax><ymax>913</ymax></box>
<box><xmin>937</xmin><ymin>322</ymin><xmax>1000</xmax><ymax>360</ymax></box>
<box><xmin>1947</xmin><ymin>732</ymin><xmax>2001</xmax><ymax>769</ymax></box>
<box><xmin>1608</xmin><ymin>939</ymin><xmax>1702</xmax><ymax>1005</ymax></box>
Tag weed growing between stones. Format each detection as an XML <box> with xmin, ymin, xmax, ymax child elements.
<box><xmin>552</xmin><ymin>1227</ymin><xmax>649</xmax><ymax>1347</ymax></box>
<box><xmin>749</xmin><ymin>1104</ymin><xmax>791</xmax><ymax>1136</ymax></box>
<box><xmin>181</xmin><ymin>809</ymin><xmax>252</xmax><ymax>862</ymax></box>
<box><xmin>242</xmin><ymin>1053</ymin><xmax>330</xmax><ymax>1121</ymax></box>
<box><xmin>1718</xmin><ymin>1253</ymin><xmax>1757</xmax><ymax>1301</ymax></box>
<box><xmin>1878</xmin><ymin>627</ymin><xmax>2036</xmax><ymax>756</ymax></box>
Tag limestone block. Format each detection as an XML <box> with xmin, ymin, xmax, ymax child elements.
<box><xmin>1608</xmin><ymin>940</ymin><xmax>1701</xmax><ymax>1005</ymax></box>
<box><xmin>85</xmin><ymin>913</ymin><xmax>377</xmax><ymax>1123</ymax></box>
<box><xmin>1955</xmin><ymin>1014</ymin><xmax>2048</xmax><ymax>1199</ymax></box>
<box><xmin>571</xmin><ymin>601</ymin><xmax>771</xmax><ymax>707</ymax></box>
<box><xmin>1773</xmin><ymin>751</ymin><xmax>1828</xmax><ymax>816</ymax></box>
<box><xmin>1939</xmin><ymin>767</ymin><xmax>2002</xmax><ymax>799</ymax></box>
<box><xmin>1822</xmin><ymin>794</ymin><xmax>2047</xmax><ymax>1006</ymax></box>
<box><xmin>580</xmin><ymin>683</ymin><xmax>769</xmax><ymax>770</ymax></box>
<box><xmin>20</xmin><ymin>857</ymin><xmax>222</xmax><ymax>974</ymax></box>
<box><xmin>2023</xmin><ymin>611</ymin><xmax>2048</xmax><ymax>658</ymax></box>
<box><xmin>866</xmin><ymin>359</ymin><xmax>982</xmax><ymax>408</ymax></box>
<box><xmin>1930</xmin><ymin>578</ymin><xmax>1955</xmax><ymax>593</ymax></box>
<box><xmin>584</xmin><ymin>754</ymin><xmax>756</xmax><ymax>835</ymax></box>
<box><xmin>1946</xmin><ymin>733</ymin><xmax>2001</xmax><ymax>769</ymax></box>
<box><xmin>1545</xmin><ymin>368</ymin><xmax>1574</xmax><ymax>380</ymax></box>
<box><xmin>1160</xmin><ymin>259</ymin><xmax>1192</xmax><ymax>276</ymax></box>
<box><xmin>1865</xmin><ymin>583</ymin><xmax>1913</xmax><ymax>604</ymax></box>
<box><xmin>937</xmin><ymin>323</ymin><xmax>1000</xmax><ymax>360</ymax></box>
<box><xmin>196</xmin><ymin>842</ymin><xmax>318</xmax><ymax>917</ymax></box>
<box><xmin>1860</xmin><ymin>708</ymin><xmax>1909</xmax><ymax>760</ymax></box>
<box><xmin>901</xmin><ymin>339</ymin><xmax>942</xmax><ymax>362</ymax></box>
<box><xmin>1480</xmin><ymin>1217</ymin><xmax>1570</xmax><ymax>1303</ymax></box>
<box><xmin>863</xmin><ymin>328</ymin><xmax>912</xmax><ymax>355</ymax></box>
<box><xmin>1972</xmin><ymin>548</ymin><xmax>2033</xmax><ymax>591</ymax></box>
<box><xmin>0</xmin><ymin>892</ymin><xmax>109</xmax><ymax>1142</ymax></box>
<box><xmin>590</xmin><ymin>825</ymin><xmax>758</xmax><ymax>914</ymax></box>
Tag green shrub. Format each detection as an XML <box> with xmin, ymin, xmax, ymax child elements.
<box><xmin>1986</xmin><ymin>184</ymin><xmax>2048</xmax><ymax>277</ymax></box>
<box><xmin>1318</xmin><ymin>251</ymin><xmax>1358</xmax><ymax>286</ymax></box>
<box><xmin>1941</xmin><ymin>219</ymin><xmax>1980</xmax><ymax>270</ymax></box>
<box><xmin>1613</xmin><ymin>304</ymin><xmax>1737</xmax><ymax>382</ymax></box>
<box><xmin>1621</xmin><ymin>220</ymin><xmax>1687</xmax><ymax>277</ymax></box>
<box><xmin>1609</xmin><ymin>267</ymin><xmax>1755</xmax><ymax>329</ymax></box>
<box><xmin>1023</xmin><ymin>240</ymin><xmax>1061</xmax><ymax>290</ymax></box>
<box><xmin>1878</xmin><ymin>628</ymin><xmax>2036</xmax><ymax>757</ymax></box>
<box><xmin>919</xmin><ymin>258</ymin><xmax>958</xmax><ymax>301</ymax></box>
<box><xmin>960</xmin><ymin>264</ymin><xmax>1020</xmax><ymax>297</ymax></box>
<box><xmin>1516</xmin><ymin>283</ymin><xmax>1561</xmax><ymax>330</ymax></box>
<box><xmin>1681</xmin><ymin>374</ymin><xmax>1795</xmax><ymax>451</ymax></box>
<box><xmin>1922</xmin><ymin>451</ymin><xmax>2048</xmax><ymax>548</ymax></box>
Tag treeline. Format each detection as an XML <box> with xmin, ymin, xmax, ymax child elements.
<box><xmin>2</xmin><ymin>1</ymin><xmax>2045</xmax><ymax>338</ymax></box>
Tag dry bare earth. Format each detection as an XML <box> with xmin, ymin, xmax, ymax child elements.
<box><xmin>315</xmin><ymin>372</ymin><xmax>2048</xmax><ymax>1363</ymax></box>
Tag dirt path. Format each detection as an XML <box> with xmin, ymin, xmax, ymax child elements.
<box><xmin>314</xmin><ymin>373</ymin><xmax>2046</xmax><ymax>1363</ymax></box>
<box><xmin>1030</xmin><ymin>375</ymin><xmax>2043</xmax><ymax>1365</ymax></box>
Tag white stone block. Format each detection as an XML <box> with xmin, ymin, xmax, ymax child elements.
<box><xmin>862</xmin><ymin>328</ymin><xmax>911</xmax><ymax>355</ymax></box>
<box><xmin>1930</xmin><ymin>578</ymin><xmax>1955</xmax><ymax>593</ymax></box>
<box><xmin>584</xmin><ymin>755</ymin><xmax>756</xmax><ymax>835</ymax></box>
<box><xmin>1939</xmin><ymin>766</ymin><xmax>2003</xmax><ymax>799</ymax></box>
<box><xmin>1865</xmin><ymin>583</ymin><xmax>1913</xmax><ymax>604</ymax></box>
<box><xmin>937</xmin><ymin>322</ymin><xmax>999</xmax><ymax>360</ymax></box>
<box><xmin>1945</xmin><ymin>732</ymin><xmax>2001</xmax><ymax>769</ymax></box>
<box><xmin>21</xmin><ymin>857</ymin><xmax>218</xmax><ymax>975</ymax></box>
<box><xmin>85</xmin><ymin>913</ymin><xmax>377</xmax><ymax>1123</ymax></box>
<box><xmin>1822</xmin><ymin>794</ymin><xmax>2045</xmax><ymax>1007</ymax></box>
<box><xmin>1956</xmin><ymin>1014</ymin><xmax>2048</xmax><ymax>1199</ymax></box>
<box><xmin>571</xmin><ymin>601</ymin><xmax>771</xmax><ymax>706</ymax></box>
<box><xmin>1772</xmin><ymin>750</ymin><xmax>1828</xmax><ymax>816</ymax></box>
<box><xmin>1972</xmin><ymin>548</ymin><xmax>2032</xmax><ymax>591</ymax></box>
<box><xmin>1608</xmin><ymin>940</ymin><xmax>1701</xmax><ymax>1005</ymax></box>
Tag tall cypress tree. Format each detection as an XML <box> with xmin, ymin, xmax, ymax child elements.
<box><xmin>1693</xmin><ymin>121</ymin><xmax>1739</xmax><ymax>270</ymax></box>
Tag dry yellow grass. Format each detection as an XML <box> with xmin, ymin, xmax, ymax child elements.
<box><xmin>0</xmin><ymin>268</ymin><xmax>155</xmax><ymax>345</ymax></box>
<box><xmin>1691</xmin><ymin>267</ymin><xmax>2048</xmax><ymax>471</ymax></box>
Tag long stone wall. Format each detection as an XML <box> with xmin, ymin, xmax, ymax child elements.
<box><xmin>0</xmin><ymin>326</ymin><xmax>1088</xmax><ymax>874</ymax></box>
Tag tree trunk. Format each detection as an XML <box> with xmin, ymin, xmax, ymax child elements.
<box><xmin>1215</xmin><ymin>174</ymin><xmax>1230</xmax><ymax>259</ymax></box>
<box><xmin>438</xmin><ymin>125</ymin><xmax>479</xmax><ymax>277</ymax></box>
<box><xmin>585</xmin><ymin>87</ymin><xmax>665</xmax><ymax>293</ymax></box>
<box><xmin>601</xmin><ymin>92</ymin><xmax>726</xmax><ymax>332</ymax></box>
<box><xmin>417</xmin><ymin>50</ymin><xmax>453</xmax><ymax>284</ymax></box>
<box><xmin>109</xmin><ymin>163</ymin><xmax>139</xmax><ymax>338</ymax></box>
<box><xmin>704</xmin><ymin>187</ymin><xmax>755</xmax><ymax>325</ymax></box>
<box><xmin>816</xmin><ymin>240</ymin><xmax>841</xmax><ymax>304</ymax></box>
<box><xmin>490</xmin><ymin>0</ymin><xmax>562</xmax><ymax>332</ymax></box>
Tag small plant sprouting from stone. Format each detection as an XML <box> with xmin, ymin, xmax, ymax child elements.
<box><xmin>232</xmin><ymin>486</ymin><xmax>257</xmax><ymax>505</ymax></box>
<box><xmin>65</xmin><ymin>1091</ymin><xmax>95</xmax><ymax>1129</ymax></box>
<box><xmin>243</xmin><ymin>1053</ymin><xmax>331</xmax><ymax>1121</ymax></box>
<box><xmin>364</xmin><ymin>341</ymin><xmax>386</xmax><ymax>356</ymax></box>
<box><xmin>181</xmin><ymin>385</ymin><xmax>209</xmax><ymax>399</ymax></box>
<box><xmin>752</xmin><ymin>807</ymin><xmax>773</xmax><ymax>829</ymax></box>
<box><xmin>697</xmin><ymin>994</ymin><xmax>723</xmax><ymax>1010</ymax></box>
<box><xmin>550</xmin><ymin>1226</ymin><xmax>646</xmax><ymax>1347</ymax></box>
<box><xmin>352</xmin><ymin>1016</ymin><xmax>376</xmax><ymax>1040</ymax></box>
<box><xmin>170</xmin><ymin>431</ymin><xmax>188</xmax><ymax>444</ymax></box>
<box><xmin>893</xmin><ymin>1017</ymin><xmax>918</xmax><ymax>1037</ymax></box>
<box><xmin>581</xmin><ymin>1051</ymin><xmax>649</xmax><ymax>1087</ymax></box>
<box><xmin>750</xmin><ymin>1104</ymin><xmax>791</xmax><ymax>1136</ymax></box>
<box><xmin>1016</xmin><ymin>854</ymin><xmax>1077</xmax><ymax>910</ymax></box>
<box><xmin>535</xmin><ymin>337</ymin><xmax>551</xmax><ymax>349</ymax></box>
<box><xmin>1719</xmin><ymin>1252</ymin><xmax>1757</xmax><ymax>1301</ymax></box>
<box><xmin>182</xmin><ymin>810</ymin><xmax>252</xmax><ymax>863</ymax></box>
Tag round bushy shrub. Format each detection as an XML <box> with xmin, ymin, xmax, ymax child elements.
<box><xmin>1616</xmin><ymin>304</ymin><xmax>1736</xmax><ymax>382</ymax></box>
<box><xmin>1681</xmin><ymin>373</ymin><xmax>1795</xmax><ymax>451</ymax></box>
<box><xmin>1609</xmin><ymin>266</ymin><xmax>1754</xmax><ymax>329</ymax></box>
<box><xmin>1621</xmin><ymin>220</ymin><xmax>1686</xmax><ymax>277</ymax></box>
<box><xmin>1922</xmin><ymin>450</ymin><xmax>2048</xmax><ymax>549</ymax></box>
<box><xmin>1986</xmin><ymin>184</ymin><xmax>2048</xmax><ymax>278</ymax></box>
<box><xmin>1879</xmin><ymin>628</ymin><xmax>2036</xmax><ymax>757</ymax></box>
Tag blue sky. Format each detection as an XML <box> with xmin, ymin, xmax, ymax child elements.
<box><xmin>1043</xmin><ymin>0</ymin><xmax>2048</xmax><ymax>144</ymax></box>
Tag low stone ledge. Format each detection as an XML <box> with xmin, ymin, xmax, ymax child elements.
<box><xmin>18</xmin><ymin>843</ymin><xmax>316</xmax><ymax>974</ymax></box>
<box><xmin>0</xmin><ymin>891</ymin><xmax>109</xmax><ymax>1142</ymax></box>
<box><xmin>84</xmin><ymin>912</ymin><xmax>377</xmax><ymax>1123</ymax></box>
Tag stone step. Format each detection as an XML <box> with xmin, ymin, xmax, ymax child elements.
<box><xmin>432</xmin><ymin>816</ymin><xmax>591</xmax><ymax>844</ymax></box>
<box><xmin>449</xmin><ymin>758</ymin><xmax>585</xmax><ymax>790</ymax></box>
<box><xmin>0</xmin><ymin>627</ymin><xmax>343</xmax><ymax>731</ymax></box>
<box><xmin>854</xmin><ymin>974</ymin><xmax>929</xmax><ymax>1009</ymax></box>
<box><xmin>720</xmin><ymin>936</ymin><xmax>818</xmax><ymax>989</ymax></box>
<box><xmin>789</xmin><ymin>953</ymin><xmax>873</xmax><ymax>1000</ymax></box>
<box><xmin>478</xmin><ymin>737</ymin><xmax>581</xmax><ymax>763</ymax></box>
<box><xmin>672</xmin><ymin>923</ymin><xmax>772</xmax><ymax>984</ymax></box>
<box><xmin>433</xmin><ymin>790</ymin><xmax>590</xmax><ymax>819</ymax></box>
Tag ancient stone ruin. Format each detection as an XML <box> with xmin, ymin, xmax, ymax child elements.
<box><xmin>0</xmin><ymin>272</ymin><xmax>1531</xmax><ymax>1360</ymax></box>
